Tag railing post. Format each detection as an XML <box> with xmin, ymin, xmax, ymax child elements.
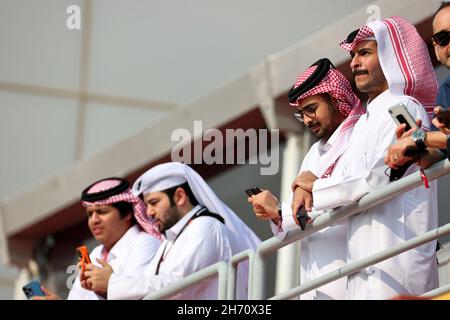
<box><xmin>251</xmin><ymin>248</ymin><xmax>267</xmax><ymax>300</ymax></box>
<box><xmin>226</xmin><ymin>250</ymin><xmax>254</xmax><ymax>300</ymax></box>
<box><xmin>217</xmin><ymin>261</ymin><xmax>228</xmax><ymax>300</ymax></box>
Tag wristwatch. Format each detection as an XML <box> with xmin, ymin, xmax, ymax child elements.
<box><xmin>447</xmin><ymin>135</ymin><xmax>450</xmax><ymax>160</ymax></box>
<box><xmin>277</xmin><ymin>202</ymin><xmax>282</xmax><ymax>217</ymax></box>
<box><xmin>411</xmin><ymin>129</ymin><xmax>427</xmax><ymax>152</ymax></box>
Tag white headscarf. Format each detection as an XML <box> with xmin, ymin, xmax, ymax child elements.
<box><xmin>132</xmin><ymin>162</ymin><xmax>261</xmax><ymax>252</ymax></box>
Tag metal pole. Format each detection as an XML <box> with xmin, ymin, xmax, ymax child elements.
<box><xmin>275</xmin><ymin>134</ymin><xmax>304</xmax><ymax>295</ymax></box>
<box><xmin>226</xmin><ymin>250</ymin><xmax>253</xmax><ymax>300</ymax></box>
<box><xmin>270</xmin><ymin>223</ymin><xmax>450</xmax><ymax>300</ymax></box>
<box><xmin>421</xmin><ymin>283</ymin><xmax>450</xmax><ymax>297</ymax></box>
<box><xmin>143</xmin><ymin>261</ymin><xmax>228</xmax><ymax>300</ymax></box>
<box><xmin>217</xmin><ymin>262</ymin><xmax>228</xmax><ymax>300</ymax></box>
<box><xmin>251</xmin><ymin>245</ymin><xmax>273</xmax><ymax>299</ymax></box>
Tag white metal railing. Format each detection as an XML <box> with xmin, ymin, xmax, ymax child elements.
<box><xmin>421</xmin><ymin>283</ymin><xmax>450</xmax><ymax>297</ymax></box>
<box><xmin>251</xmin><ymin>159</ymin><xmax>450</xmax><ymax>299</ymax></box>
<box><xmin>143</xmin><ymin>261</ymin><xmax>228</xmax><ymax>300</ymax></box>
<box><xmin>226</xmin><ymin>249</ymin><xmax>254</xmax><ymax>300</ymax></box>
<box><xmin>269</xmin><ymin>223</ymin><xmax>450</xmax><ymax>300</ymax></box>
<box><xmin>141</xmin><ymin>159</ymin><xmax>450</xmax><ymax>300</ymax></box>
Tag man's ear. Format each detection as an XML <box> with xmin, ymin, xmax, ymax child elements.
<box><xmin>124</xmin><ymin>211</ymin><xmax>133</xmax><ymax>223</ymax></box>
<box><xmin>330</xmin><ymin>96</ymin><xmax>338</xmax><ymax>105</ymax></box>
<box><xmin>174</xmin><ymin>188</ymin><xmax>187</xmax><ymax>207</ymax></box>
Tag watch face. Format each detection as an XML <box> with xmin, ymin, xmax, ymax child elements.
<box><xmin>412</xmin><ymin>129</ymin><xmax>425</xmax><ymax>140</ymax></box>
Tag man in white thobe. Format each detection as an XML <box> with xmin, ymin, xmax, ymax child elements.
<box><xmin>248</xmin><ymin>58</ymin><xmax>364</xmax><ymax>299</ymax></box>
<box><xmin>88</xmin><ymin>162</ymin><xmax>260</xmax><ymax>299</ymax></box>
<box><xmin>34</xmin><ymin>177</ymin><xmax>162</xmax><ymax>300</ymax></box>
<box><xmin>294</xmin><ymin>17</ymin><xmax>439</xmax><ymax>299</ymax></box>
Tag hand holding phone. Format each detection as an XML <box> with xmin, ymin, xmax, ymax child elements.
<box><xmin>245</xmin><ymin>187</ymin><xmax>282</xmax><ymax>223</ymax></box>
<box><xmin>76</xmin><ymin>245</ymin><xmax>91</xmax><ymax>273</ymax></box>
<box><xmin>245</xmin><ymin>187</ymin><xmax>263</xmax><ymax>197</ymax></box>
<box><xmin>388</xmin><ymin>103</ymin><xmax>419</xmax><ymax>132</ymax></box>
<box><xmin>388</xmin><ymin>104</ymin><xmax>424</xmax><ymax>181</ymax></box>
<box><xmin>295</xmin><ymin>206</ymin><xmax>309</xmax><ymax>231</ymax></box>
<box><xmin>22</xmin><ymin>280</ymin><xmax>45</xmax><ymax>299</ymax></box>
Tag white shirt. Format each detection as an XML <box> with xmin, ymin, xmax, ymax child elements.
<box><xmin>67</xmin><ymin>225</ymin><xmax>161</xmax><ymax>300</ymax></box>
<box><xmin>107</xmin><ymin>205</ymin><xmax>233</xmax><ymax>300</ymax></box>
<box><xmin>312</xmin><ymin>90</ymin><xmax>439</xmax><ymax>299</ymax></box>
<box><xmin>270</xmin><ymin>122</ymin><xmax>348</xmax><ymax>300</ymax></box>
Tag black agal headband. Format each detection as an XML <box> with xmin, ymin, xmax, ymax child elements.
<box><xmin>81</xmin><ymin>177</ymin><xmax>130</xmax><ymax>202</ymax></box>
<box><xmin>287</xmin><ymin>58</ymin><xmax>335</xmax><ymax>104</ymax></box>
<box><xmin>345</xmin><ymin>28</ymin><xmax>360</xmax><ymax>44</ymax></box>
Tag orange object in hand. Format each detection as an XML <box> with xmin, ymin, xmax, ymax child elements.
<box><xmin>76</xmin><ymin>245</ymin><xmax>91</xmax><ymax>273</ymax></box>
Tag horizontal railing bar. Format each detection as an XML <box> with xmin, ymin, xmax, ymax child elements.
<box><xmin>259</xmin><ymin>159</ymin><xmax>450</xmax><ymax>256</ymax></box>
<box><xmin>270</xmin><ymin>223</ymin><xmax>450</xmax><ymax>300</ymax></box>
<box><xmin>421</xmin><ymin>283</ymin><xmax>450</xmax><ymax>297</ymax></box>
<box><xmin>143</xmin><ymin>261</ymin><xmax>228</xmax><ymax>300</ymax></box>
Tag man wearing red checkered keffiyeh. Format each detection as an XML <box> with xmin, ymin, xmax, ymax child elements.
<box><xmin>249</xmin><ymin>58</ymin><xmax>364</xmax><ymax>299</ymax></box>
<box><xmin>307</xmin><ymin>17</ymin><xmax>439</xmax><ymax>300</ymax></box>
<box><xmin>80</xmin><ymin>178</ymin><xmax>161</xmax><ymax>240</ymax></box>
<box><xmin>35</xmin><ymin>177</ymin><xmax>162</xmax><ymax>300</ymax></box>
<box><xmin>70</xmin><ymin>177</ymin><xmax>161</xmax><ymax>300</ymax></box>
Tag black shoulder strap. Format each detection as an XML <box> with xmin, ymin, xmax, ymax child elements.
<box><xmin>191</xmin><ymin>207</ymin><xmax>225</xmax><ymax>224</ymax></box>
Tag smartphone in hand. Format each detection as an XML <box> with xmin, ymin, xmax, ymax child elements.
<box><xmin>244</xmin><ymin>187</ymin><xmax>263</xmax><ymax>197</ymax></box>
<box><xmin>388</xmin><ymin>103</ymin><xmax>419</xmax><ymax>132</ymax></box>
<box><xmin>296</xmin><ymin>206</ymin><xmax>309</xmax><ymax>231</ymax></box>
<box><xmin>22</xmin><ymin>280</ymin><xmax>45</xmax><ymax>299</ymax></box>
<box><xmin>76</xmin><ymin>245</ymin><xmax>91</xmax><ymax>272</ymax></box>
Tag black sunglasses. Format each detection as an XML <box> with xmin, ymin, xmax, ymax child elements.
<box><xmin>432</xmin><ymin>30</ymin><xmax>450</xmax><ymax>47</ymax></box>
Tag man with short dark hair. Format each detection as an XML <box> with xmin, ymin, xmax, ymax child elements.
<box><xmin>34</xmin><ymin>177</ymin><xmax>161</xmax><ymax>300</ymax></box>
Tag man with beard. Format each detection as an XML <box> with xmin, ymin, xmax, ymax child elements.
<box><xmin>84</xmin><ymin>162</ymin><xmax>260</xmax><ymax>299</ymax></box>
<box><xmin>292</xmin><ymin>17</ymin><xmax>439</xmax><ymax>299</ymax></box>
<box><xmin>248</xmin><ymin>58</ymin><xmax>364</xmax><ymax>299</ymax></box>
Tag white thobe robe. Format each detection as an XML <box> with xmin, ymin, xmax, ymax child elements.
<box><xmin>67</xmin><ymin>225</ymin><xmax>161</xmax><ymax>299</ymax></box>
<box><xmin>270</xmin><ymin>122</ymin><xmax>348</xmax><ymax>300</ymax></box>
<box><xmin>107</xmin><ymin>205</ymin><xmax>233</xmax><ymax>300</ymax></box>
<box><xmin>312</xmin><ymin>90</ymin><xmax>439</xmax><ymax>299</ymax></box>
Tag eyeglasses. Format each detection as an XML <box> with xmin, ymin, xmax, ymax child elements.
<box><xmin>293</xmin><ymin>104</ymin><xmax>318</xmax><ymax>122</ymax></box>
<box><xmin>432</xmin><ymin>30</ymin><xmax>450</xmax><ymax>47</ymax></box>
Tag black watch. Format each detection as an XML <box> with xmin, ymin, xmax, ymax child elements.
<box><xmin>411</xmin><ymin>129</ymin><xmax>427</xmax><ymax>152</ymax></box>
<box><xmin>447</xmin><ymin>135</ymin><xmax>450</xmax><ymax>160</ymax></box>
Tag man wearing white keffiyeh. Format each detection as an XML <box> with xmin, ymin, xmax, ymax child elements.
<box><xmin>306</xmin><ymin>17</ymin><xmax>439</xmax><ymax>299</ymax></box>
<box><xmin>105</xmin><ymin>162</ymin><xmax>260</xmax><ymax>300</ymax></box>
<box><xmin>248</xmin><ymin>58</ymin><xmax>364</xmax><ymax>299</ymax></box>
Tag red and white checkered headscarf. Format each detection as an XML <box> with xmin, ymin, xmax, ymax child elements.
<box><xmin>340</xmin><ymin>16</ymin><xmax>439</xmax><ymax>120</ymax></box>
<box><xmin>289</xmin><ymin>65</ymin><xmax>365</xmax><ymax>178</ymax></box>
<box><xmin>82</xmin><ymin>179</ymin><xmax>161</xmax><ymax>240</ymax></box>
<box><xmin>290</xmin><ymin>65</ymin><xmax>365</xmax><ymax>123</ymax></box>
